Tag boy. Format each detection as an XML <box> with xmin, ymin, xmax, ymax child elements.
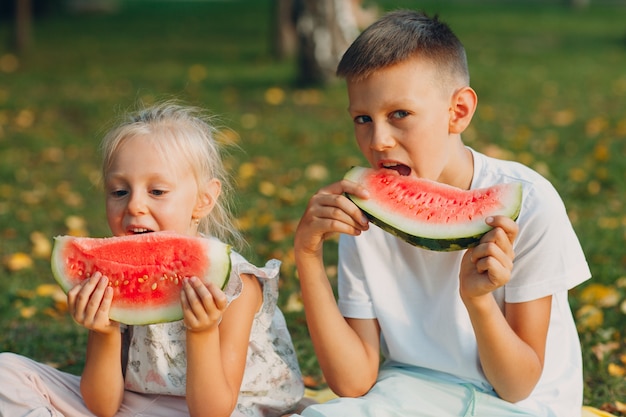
<box><xmin>294</xmin><ymin>9</ymin><xmax>590</xmax><ymax>417</ymax></box>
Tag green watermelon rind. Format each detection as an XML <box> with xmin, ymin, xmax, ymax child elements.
<box><xmin>51</xmin><ymin>233</ymin><xmax>232</xmax><ymax>325</ymax></box>
<box><xmin>344</xmin><ymin>167</ymin><xmax>523</xmax><ymax>252</ymax></box>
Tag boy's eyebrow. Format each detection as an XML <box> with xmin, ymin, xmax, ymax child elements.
<box><xmin>347</xmin><ymin>96</ymin><xmax>418</xmax><ymax>114</ymax></box>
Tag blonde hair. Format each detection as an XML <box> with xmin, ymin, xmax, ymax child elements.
<box><xmin>100</xmin><ymin>101</ymin><xmax>244</xmax><ymax>250</ymax></box>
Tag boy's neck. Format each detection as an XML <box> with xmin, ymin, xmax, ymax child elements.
<box><xmin>442</xmin><ymin>144</ymin><xmax>474</xmax><ymax>190</ymax></box>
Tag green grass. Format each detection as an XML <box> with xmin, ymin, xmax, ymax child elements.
<box><xmin>1</xmin><ymin>0</ymin><xmax>625</xmax><ymax>412</ymax></box>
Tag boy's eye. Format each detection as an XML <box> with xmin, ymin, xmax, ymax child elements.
<box><xmin>150</xmin><ymin>189</ymin><xmax>166</xmax><ymax>196</ymax></box>
<box><xmin>354</xmin><ymin>115</ymin><xmax>372</xmax><ymax>124</ymax></box>
<box><xmin>391</xmin><ymin>110</ymin><xmax>409</xmax><ymax>119</ymax></box>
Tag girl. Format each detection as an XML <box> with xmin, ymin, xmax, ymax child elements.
<box><xmin>0</xmin><ymin>102</ymin><xmax>304</xmax><ymax>417</ymax></box>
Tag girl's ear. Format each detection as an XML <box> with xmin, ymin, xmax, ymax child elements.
<box><xmin>448</xmin><ymin>86</ymin><xmax>478</xmax><ymax>134</ymax></box>
<box><xmin>192</xmin><ymin>178</ymin><xmax>222</xmax><ymax>220</ymax></box>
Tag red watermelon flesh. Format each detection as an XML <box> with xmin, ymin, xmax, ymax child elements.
<box><xmin>344</xmin><ymin>167</ymin><xmax>522</xmax><ymax>251</ymax></box>
<box><xmin>51</xmin><ymin>232</ymin><xmax>231</xmax><ymax>325</ymax></box>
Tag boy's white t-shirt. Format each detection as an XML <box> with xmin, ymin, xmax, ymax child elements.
<box><xmin>337</xmin><ymin>149</ymin><xmax>590</xmax><ymax>417</ymax></box>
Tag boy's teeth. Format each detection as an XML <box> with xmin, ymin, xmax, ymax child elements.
<box><xmin>382</xmin><ymin>164</ymin><xmax>410</xmax><ymax>176</ymax></box>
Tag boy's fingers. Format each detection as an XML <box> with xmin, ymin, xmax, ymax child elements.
<box><xmin>486</xmin><ymin>216</ymin><xmax>518</xmax><ymax>244</ymax></box>
<box><xmin>316</xmin><ymin>179</ymin><xmax>370</xmax><ymax>202</ymax></box>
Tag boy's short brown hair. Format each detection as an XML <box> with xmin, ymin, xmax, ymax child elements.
<box><xmin>336</xmin><ymin>10</ymin><xmax>469</xmax><ymax>87</ymax></box>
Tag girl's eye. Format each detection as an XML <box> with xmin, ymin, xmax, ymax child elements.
<box><xmin>354</xmin><ymin>115</ymin><xmax>372</xmax><ymax>124</ymax></box>
<box><xmin>391</xmin><ymin>110</ymin><xmax>409</xmax><ymax>119</ymax></box>
<box><xmin>150</xmin><ymin>189</ymin><xmax>166</xmax><ymax>196</ymax></box>
<box><xmin>110</xmin><ymin>189</ymin><xmax>128</xmax><ymax>198</ymax></box>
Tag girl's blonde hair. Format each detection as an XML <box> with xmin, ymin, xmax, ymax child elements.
<box><xmin>100</xmin><ymin>101</ymin><xmax>244</xmax><ymax>250</ymax></box>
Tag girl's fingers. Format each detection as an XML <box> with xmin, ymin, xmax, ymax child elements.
<box><xmin>181</xmin><ymin>277</ymin><xmax>225</xmax><ymax>329</ymax></box>
<box><xmin>96</xmin><ymin>286</ymin><xmax>114</xmax><ymax>322</ymax></box>
<box><xmin>67</xmin><ymin>272</ymin><xmax>115</xmax><ymax>330</ymax></box>
<box><xmin>207</xmin><ymin>282</ymin><xmax>228</xmax><ymax>311</ymax></box>
<box><xmin>69</xmin><ymin>273</ymin><xmax>102</xmax><ymax>319</ymax></box>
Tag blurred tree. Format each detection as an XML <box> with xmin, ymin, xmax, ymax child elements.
<box><xmin>276</xmin><ymin>0</ymin><xmax>377</xmax><ymax>86</ymax></box>
<box><xmin>14</xmin><ymin>0</ymin><xmax>32</xmax><ymax>54</ymax></box>
<box><xmin>568</xmin><ymin>0</ymin><xmax>590</xmax><ymax>8</ymax></box>
<box><xmin>273</xmin><ymin>0</ymin><xmax>298</xmax><ymax>60</ymax></box>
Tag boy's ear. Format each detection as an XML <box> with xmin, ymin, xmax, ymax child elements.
<box><xmin>192</xmin><ymin>178</ymin><xmax>222</xmax><ymax>220</ymax></box>
<box><xmin>448</xmin><ymin>86</ymin><xmax>477</xmax><ymax>134</ymax></box>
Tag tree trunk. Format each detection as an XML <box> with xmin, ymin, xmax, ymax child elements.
<box><xmin>295</xmin><ymin>0</ymin><xmax>359</xmax><ymax>86</ymax></box>
<box><xmin>273</xmin><ymin>0</ymin><xmax>298</xmax><ymax>60</ymax></box>
<box><xmin>568</xmin><ymin>0</ymin><xmax>590</xmax><ymax>9</ymax></box>
<box><xmin>14</xmin><ymin>0</ymin><xmax>33</xmax><ymax>54</ymax></box>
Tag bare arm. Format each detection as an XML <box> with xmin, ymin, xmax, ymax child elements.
<box><xmin>295</xmin><ymin>180</ymin><xmax>380</xmax><ymax>396</ymax></box>
<box><xmin>81</xmin><ymin>331</ymin><xmax>124</xmax><ymax>417</ymax></box>
<box><xmin>183</xmin><ymin>274</ymin><xmax>262</xmax><ymax>417</ymax></box>
<box><xmin>67</xmin><ymin>274</ymin><xmax>124</xmax><ymax>417</ymax></box>
<box><xmin>468</xmin><ymin>295</ymin><xmax>550</xmax><ymax>402</ymax></box>
<box><xmin>460</xmin><ymin>216</ymin><xmax>550</xmax><ymax>402</ymax></box>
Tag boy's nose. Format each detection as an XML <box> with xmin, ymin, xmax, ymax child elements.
<box><xmin>370</xmin><ymin>124</ymin><xmax>395</xmax><ymax>151</ymax></box>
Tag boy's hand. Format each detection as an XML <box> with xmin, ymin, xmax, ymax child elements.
<box><xmin>67</xmin><ymin>272</ymin><xmax>119</xmax><ymax>334</ymax></box>
<box><xmin>181</xmin><ymin>277</ymin><xmax>228</xmax><ymax>333</ymax></box>
<box><xmin>295</xmin><ymin>180</ymin><xmax>370</xmax><ymax>257</ymax></box>
<box><xmin>459</xmin><ymin>216</ymin><xmax>518</xmax><ymax>304</ymax></box>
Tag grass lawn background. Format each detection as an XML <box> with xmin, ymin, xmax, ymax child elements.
<box><xmin>1</xmin><ymin>0</ymin><xmax>625</xmax><ymax>413</ymax></box>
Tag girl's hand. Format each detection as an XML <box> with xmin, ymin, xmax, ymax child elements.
<box><xmin>67</xmin><ymin>272</ymin><xmax>119</xmax><ymax>334</ymax></box>
<box><xmin>181</xmin><ymin>277</ymin><xmax>228</xmax><ymax>333</ymax></box>
<box><xmin>295</xmin><ymin>179</ymin><xmax>370</xmax><ymax>257</ymax></box>
<box><xmin>459</xmin><ymin>216</ymin><xmax>518</xmax><ymax>304</ymax></box>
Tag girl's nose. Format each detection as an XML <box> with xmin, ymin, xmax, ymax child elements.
<box><xmin>126</xmin><ymin>192</ymin><xmax>147</xmax><ymax>216</ymax></box>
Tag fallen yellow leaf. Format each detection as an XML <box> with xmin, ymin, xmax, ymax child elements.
<box><xmin>607</xmin><ymin>363</ymin><xmax>626</xmax><ymax>377</ymax></box>
<box><xmin>30</xmin><ymin>231</ymin><xmax>52</xmax><ymax>259</ymax></box>
<box><xmin>20</xmin><ymin>306</ymin><xmax>37</xmax><ymax>319</ymax></box>
<box><xmin>65</xmin><ymin>215</ymin><xmax>88</xmax><ymax>237</ymax></box>
<box><xmin>4</xmin><ymin>252</ymin><xmax>33</xmax><ymax>271</ymax></box>
<box><xmin>36</xmin><ymin>283</ymin><xmax>62</xmax><ymax>297</ymax></box>
<box><xmin>265</xmin><ymin>87</ymin><xmax>285</xmax><ymax>105</ymax></box>
<box><xmin>576</xmin><ymin>304</ymin><xmax>604</xmax><ymax>331</ymax></box>
<box><xmin>579</xmin><ymin>284</ymin><xmax>620</xmax><ymax>308</ymax></box>
<box><xmin>591</xmin><ymin>342</ymin><xmax>619</xmax><ymax>361</ymax></box>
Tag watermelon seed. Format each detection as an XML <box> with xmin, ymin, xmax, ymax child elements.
<box><xmin>151</xmin><ymin>282</ymin><xmax>158</xmax><ymax>291</ymax></box>
<box><xmin>138</xmin><ymin>277</ymin><xmax>145</xmax><ymax>284</ymax></box>
<box><xmin>123</xmin><ymin>280</ymin><xmax>129</xmax><ymax>286</ymax></box>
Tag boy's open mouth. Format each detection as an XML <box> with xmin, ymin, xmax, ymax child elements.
<box><xmin>381</xmin><ymin>163</ymin><xmax>411</xmax><ymax>176</ymax></box>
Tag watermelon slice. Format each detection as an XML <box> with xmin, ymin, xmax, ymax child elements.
<box><xmin>51</xmin><ymin>232</ymin><xmax>231</xmax><ymax>325</ymax></box>
<box><xmin>344</xmin><ymin>167</ymin><xmax>522</xmax><ymax>251</ymax></box>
